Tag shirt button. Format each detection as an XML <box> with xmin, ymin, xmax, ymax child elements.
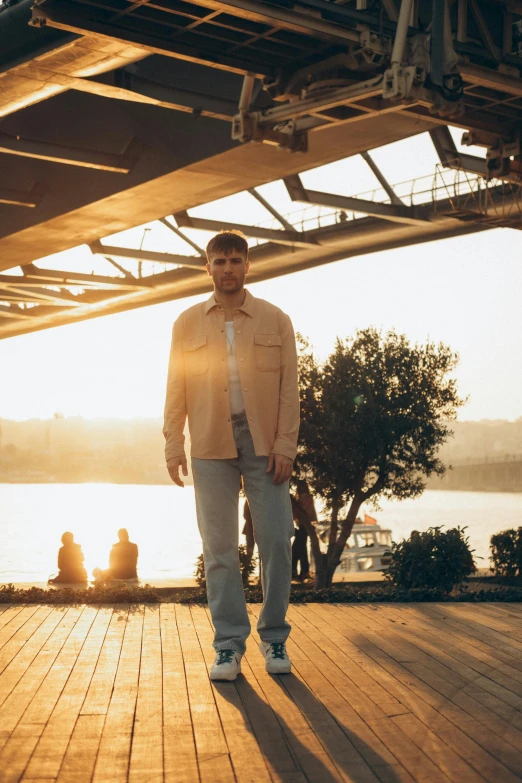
<box><xmin>240</xmin><ymin>358</ymin><xmax>244</xmax><ymax>362</ymax></box>
<box><xmin>244</xmin><ymin>388</ymin><xmax>248</xmax><ymax>392</ymax></box>
<box><xmin>237</xmin><ymin>330</ymin><xmax>241</xmax><ymax>334</ymax></box>
<box><xmin>224</xmin><ymin>388</ymin><xmax>228</xmax><ymax>392</ymax></box>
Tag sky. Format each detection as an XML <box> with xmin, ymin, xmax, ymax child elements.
<box><xmin>1</xmin><ymin>127</ymin><xmax>521</xmax><ymax>423</ymax></box>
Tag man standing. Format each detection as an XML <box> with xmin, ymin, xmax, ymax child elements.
<box><xmin>164</xmin><ymin>230</ymin><xmax>299</xmax><ymax>681</ymax></box>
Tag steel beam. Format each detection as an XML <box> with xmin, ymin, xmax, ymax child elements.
<box><xmin>0</xmin><ymin>286</ymin><xmax>83</xmax><ymax>307</ymax></box>
<box><xmin>160</xmin><ymin>219</ymin><xmax>206</xmax><ymax>257</ymax></box>
<box><xmin>429</xmin><ymin>126</ymin><xmax>487</xmax><ymax>175</ymax></box>
<box><xmin>1</xmin><ymin>269</ymin><xmax>151</xmax><ymax>290</ymax></box>
<box><xmin>0</xmin><ymin>134</ymin><xmax>143</xmax><ymax>173</ymax></box>
<box><xmin>0</xmin><ymin>183</ymin><xmax>44</xmax><ymax>208</ymax></box>
<box><xmin>89</xmin><ymin>242</ymin><xmax>208</xmax><ymax>271</ymax></box>
<box><xmin>77</xmin><ymin>73</ymin><xmax>235</xmax><ymax>123</ymax></box>
<box><xmin>0</xmin><ymin>305</ymin><xmax>35</xmax><ymax>320</ymax></box>
<box><xmin>284</xmin><ymin>175</ymin><xmax>431</xmax><ymax>226</ymax></box>
<box><xmin>468</xmin><ymin>0</ymin><xmax>500</xmax><ymax>60</ymax></box>
<box><xmin>248</xmin><ymin>189</ymin><xmax>296</xmax><ymax>231</ymax></box>
<box><xmin>173</xmin><ymin>214</ymin><xmax>319</xmax><ymax>247</ymax></box>
<box><xmin>29</xmin><ymin>4</ymin><xmax>272</xmax><ymax>78</ymax></box>
<box><xmin>360</xmin><ymin>151</ymin><xmax>404</xmax><ymax>205</ymax></box>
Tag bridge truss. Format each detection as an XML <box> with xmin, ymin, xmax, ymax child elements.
<box><xmin>0</xmin><ymin>0</ymin><xmax>521</xmax><ymax>338</ymax></box>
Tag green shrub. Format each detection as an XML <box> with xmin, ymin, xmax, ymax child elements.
<box><xmin>490</xmin><ymin>528</ymin><xmax>522</xmax><ymax>578</ymax></box>
<box><xmin>383</xmin><ymin>526</ymin><xmax>476</xmax><ymax>592</ymax></box>
<box><xmin>194</xmin><ymin>545</ymin><xmax>258</xmax><ymax>589</ymax></box>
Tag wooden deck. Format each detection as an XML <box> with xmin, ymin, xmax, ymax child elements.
<box><xmin>0</xmin><ymin>603</ymin><xmax>521</xmax><ymax>783</ymax></box>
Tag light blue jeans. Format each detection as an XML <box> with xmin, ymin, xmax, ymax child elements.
<box><xmin>191</xmin><ymin>423</ymin><xmax>294</xmax><ymax>654</ymax></box>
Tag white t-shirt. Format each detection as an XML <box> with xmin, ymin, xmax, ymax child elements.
<box><xmin>225</xmin><ymin>321</ymin><xmax>246</xmax><ymax>415</ymax></box>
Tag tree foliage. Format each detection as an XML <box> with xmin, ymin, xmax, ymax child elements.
<box><xmin>292</xmin><ymin>328</ymin><xmax>466</xmax><ymax>588</ymax></box>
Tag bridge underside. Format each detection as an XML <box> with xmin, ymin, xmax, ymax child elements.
<box><xmin>0</xmin><ymin>0</ymin><xmax>521</xmax><ymax>337</ymax></box>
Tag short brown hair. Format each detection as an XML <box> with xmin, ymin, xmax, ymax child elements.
<box><xmin>206</xmin><ymin>230</ymin><xmax>248</xmax><ymax>261</ymax></box>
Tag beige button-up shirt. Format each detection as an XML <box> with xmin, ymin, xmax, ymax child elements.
<box><xmin>163</xmin><ymin>289</ymin><xmax>300</xmax><ymax>462</ymax></box>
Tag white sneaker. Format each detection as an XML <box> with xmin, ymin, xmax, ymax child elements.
<box><xmin>259</xmin><ymin>641</ymin><xmax>292</xmax><ymax>674</ymax></box>
<box><xmin>210</xmin><ymin>649</ymin><xmax>242</xmax><ymax>681</ymax></box>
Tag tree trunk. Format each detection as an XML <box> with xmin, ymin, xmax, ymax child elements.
<box><xmin>324</xmin><ymin>495</ymin><xmax>364</xmax><ymax>585</ymax></box>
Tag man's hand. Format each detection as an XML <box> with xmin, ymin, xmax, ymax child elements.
<box><xmin>167</xmin><ymin>455</ymin><xmax>188</xmax><ymax>487</ymax></box>
<box><xmin>266</xmin><ymin>453</ymin><xmax>293</xmax><ymax>484</ymax></box>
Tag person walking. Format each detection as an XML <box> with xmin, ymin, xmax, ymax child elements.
<box><xmin>292</xmin><ymin>521</ymin><xmax>310</xmax><ymax>581</ymax></box>
<box><xmin>163</xmin><ymin>230</ymin><xmax>299</xmax><ymax>681</ymax></box>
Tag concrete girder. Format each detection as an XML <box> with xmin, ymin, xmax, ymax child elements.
<box><xmin>0</xmin><ymin>111</ymin><xmax>434</xmax><ymax>272</ymax></box>
<box><xmin>30</xmin><ymin>0</ymin><xmax>360</xmax><ymax>74</ymax></box>
<box><xmin>0</xmin><ymin>33</ymin><xmax>148</xmax><ymax>120</ymax></box>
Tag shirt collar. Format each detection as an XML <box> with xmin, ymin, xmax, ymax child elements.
<box><xmin>204</xmin><ymin>288</ymin><xmax>255</xmax><ymax>317</ymax></box>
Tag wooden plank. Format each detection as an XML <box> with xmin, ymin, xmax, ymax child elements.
<box><xmin>201</xmin><ymin>606</ymin><xmax>303</xmax><ymax>782</ymax></box>
<box><xmin>56</xmin><ymin>714</ymin><xmax>106</xmax><ymax>783</ymax></box>
<box><xmin>284</xmin><ymin>604</ymin><xmax>460</xmax><ymax>783</ymax></box>
<box><xmin>0</xmin><ymin>607</ymin><xmax>84</xmax><ymax>747</ymax></box>
<box><xmin>92</xmin><ymin>607</ymin><xmax>144</xmax><ymax>783</ymax></box>
<box><xmin>0</xmin><ymin>606</ymin><xmax>23</xmax><ymax>631</ymax></box>
<box><xmin>159</xmin><ymin>604</ymin><xmax>199</xmax><ymax>783</ymax></box>
<box><xmin>0</xmin><ymin>607</ymin><xmax>53</xmax><ymax>669</ymax></box>
<box><xmin>52</xmin><ymin>606</ymin><xmax>129</xmax><ymax>783</ymax></box>
<box><xmin>390</xmin><ymin>605</ymin><xmax>522</xmax><ymax>674</ymax></box>
<box><xmin>285</xmin><ymin>605</ymin><xmax>426</xmax><ymax>783</ymax></box>
<box><xmin>433</xmin><ymin>604</ymin><xmax>522</xmax><ymax>643</ymax></box>
<box><xmin>190</xmin><ymin>604</ymin><xmax>273</xmax><ymax>783</ymax></box>
<box><xmin>128</xmin><ymin>605</ymin><xmax>163</xmax><ymax>783</ymax></box>
<box><xmin>383</xmin><ymin>604</ymin><xmax>522</xmax><ymax>684</ymax></box>
<box><xmin>248</xmin><ymin>603</ymin><xmax>378</xmax><ymax>783</ymax></box>
<box><xmin>467</xmin><ymin>604</ymin><xmax>522</xmax><ymax>630</ymax></box>
<box><xmin>310</xmin><ymin>604</ymin><xmax>522</xmax><ymax>781</ymax></box>
<box><xmin>21</xmin><ymin>606</ymin><xmax>114</xmax><ymax>780</ymax></box>
<box><xmin>175</xmin><ymin>604</ymin><xmax>235</xmax><ymax>783</ymax></box>
<box><xmin>0</xmin><ymin>607</ymin><xmax>98</xmax><ymax>783</ymax></box>
<box><xmin>424</xmin><ymin>604</ymin><xmax>522</xmax><ymax>658</ymax></box>
<box><xmin>0</xmin><ymin>607</ymin><xmax>40</xmax><ymax>648</ymax></box>
<box><xmin>81</xmin><ymin>605</ymin><xmax>128</xmax><ymax>715</ymax></box>
<box><xmin>0</xmin><ymin>608</ymin><xmax>68</xmax><ymax>708</ymax></box>
<box><xmin>316</xmin><ymin>604</ymin><xmax>522</xmax><ymax>779</ymax></box>
<box><xmin>347</xmin><ymin>604</ymin><xmax>522</xmax><ymax>711</ymax></box>
<box><xmin>367</xmin><ymin>604</ymin><xmax>522</xmax><ymax>693</ymax></box>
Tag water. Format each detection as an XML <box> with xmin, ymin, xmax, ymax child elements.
<box><xmin>0</xmin><ymin>484</ymin><xmax>521</xmax><ymax>584</ymax></box>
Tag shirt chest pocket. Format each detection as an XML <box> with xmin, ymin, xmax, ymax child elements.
<box><xmin>183</xmin><ymin>335</ymin><xmax>209</xmax><ymax>376</ymax></box>
<box><xmin>254</xmin><ymin>333</ymin><xmax>282</xmax><ymax>372</ymax></box>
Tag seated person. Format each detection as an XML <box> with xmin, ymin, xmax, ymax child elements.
<box><xmin>93</xmin><ymin>528</ymin><xmax>138</xmax><ymax>583</ymax></box>
<box><xmin>48</xmin><ymin>532</ymin><xmax>88</xmax><ymax>584</ymax></box>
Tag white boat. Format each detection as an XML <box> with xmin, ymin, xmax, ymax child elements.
<box><xmin>316</xmin><ymin>514</ymin><xmax>393</xmax><ymax>574</ymax></box>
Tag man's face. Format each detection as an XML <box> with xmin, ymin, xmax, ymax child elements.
<box><xmin>207</xmin><ymin>249</ymin><xmax>249</xmax><ymax>294</ymax></box>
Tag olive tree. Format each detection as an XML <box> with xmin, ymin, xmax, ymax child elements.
<box><xmin>291</xmin><ymin>328</ymin><xmax>466</xmax><ymax>589</ymax></box>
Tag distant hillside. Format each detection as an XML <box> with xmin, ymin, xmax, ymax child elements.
<box><xmin>0</xmin><ymin>416</ymin><xmax>192</xmax><ymax>484</ymax></box>
<box><xmin>0</xmin><ymin>415</ymin><xmax>521</xmax><ymax>486</ymax></box>
<box><xmin>435</xmin><ymin>418</ymin><xmax>522</xmax><ymax>464</ymax></box>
